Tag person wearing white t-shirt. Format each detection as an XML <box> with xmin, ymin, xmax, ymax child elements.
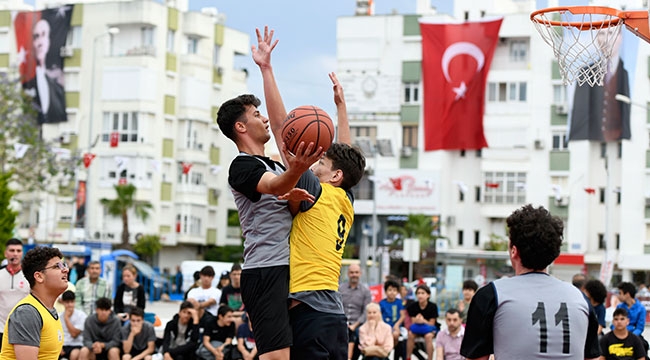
<box><xmin>187</xmin><ymin>266</ymin><xmax>221</xmax><ymax>317</ymax></box>
<box><xmin>60</xmin><ymin>290</ymin><xmax>87</xmax><ymax>360</ymax></box>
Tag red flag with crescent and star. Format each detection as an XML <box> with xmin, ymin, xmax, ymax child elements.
<box><xmin>420</xmin><ymin>18</ymin><xmax>502</xmax><ymax>151</ymax></box>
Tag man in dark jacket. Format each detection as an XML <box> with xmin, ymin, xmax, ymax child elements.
<box><xmin>163</xmin><ymin>301</ymin><xmax>200</xmax><ymax>360</ymax></box>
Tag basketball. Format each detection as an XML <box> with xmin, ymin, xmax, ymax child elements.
<box><xmin>281</xmin><ymin>105</ymin><xmax>335</xmax><ymax>156</ymax></box>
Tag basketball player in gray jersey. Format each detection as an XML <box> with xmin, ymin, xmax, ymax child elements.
<box><xmin>460</xmin><ymin>204</ymin><xmax>600</xmax><ymax>360</ymax></box>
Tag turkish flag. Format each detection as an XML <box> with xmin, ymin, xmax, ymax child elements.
<box><xmin>182</xmin><ymin>162</ymin><xmax>192</xmax><ymax>175</ymax></box>
<box><xmin>83</xmin><ymin>153</ymin><xmax>96</xmax><ymax>168</ymax></box>
<box><xmin>110</xmin><ymin>132</ymin><xmax>119</xmax><ymax>147</ymax></box>
<box><xmin>420</xmin><ymin>18</ymin><xmax>502</xmax><ymax>150</ymax></box>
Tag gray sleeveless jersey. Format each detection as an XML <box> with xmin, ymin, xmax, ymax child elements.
<box><xmin>492</xmin><ymin>273</ymin><xmax>590</xmax><ymax>359</ymax></box>
<box><xmin>231</xmin><ymin>154</ymin><xmax>291</xmax><ymax>269</ymax></box>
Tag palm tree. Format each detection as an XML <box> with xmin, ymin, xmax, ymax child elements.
<box><xmin>100</xmin><ymin>184</ymin><xmax>153</xmax><ymax>250</ymax></box>
<box><xmin>387</xmin><ymin>214</ymin><xmax>439</xmax><ymax>279</ymax></box>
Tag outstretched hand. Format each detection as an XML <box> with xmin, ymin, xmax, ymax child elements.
<box><xmin>281</xmin><ymin>141</ymin><xmax>323</xmax><ymax>173</ymax></box>
<box><xmin>278</xmin><ymin>188</ymin><xmax>315</xmax><ymax>203</ymax></box>
<box><xmin>329</xmin><ymin>72</ymin><xmax>345</xmax><ymax>107</ymax></box>
<box><xmin>252</xmin><ymin>26</ymin><xmax>278</xmax><ymax>69</ymax></box>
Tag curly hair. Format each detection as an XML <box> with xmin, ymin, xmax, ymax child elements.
<box><xmin>216</xmin><ymin>94</ymin><xmax>262</xmax><ymax>142</ymax></box>
<box><xmin>584</xmin><ymin>279</ymin><xmax>607</xmax><ymax>305</ymax></box>
<box><xmin>326</xmin><ymin>143</ymin><xmax>366</xmax><ymax>190</ymax></box>
<box><xmin>506</xmin><ymin>204</ymin><xmax>563</xmax><ymax>271</ymax></box>
<box><xmin>22</xmin><ymin>246</ymin><xmax>64</xmax><ymax>287</ymax></box>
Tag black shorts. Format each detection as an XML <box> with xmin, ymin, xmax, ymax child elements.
<box><xmin>347</xmin><ymin>326</ymin><xmax>359</xmax><ymax>344</ymax></box>
<box><xmin>241</xmin><ymin>265</ymin><xmax>291</xmax><ymax>355</ymax></box>
<box><xmin>62</xmin><ymin>345</ymin><xmax>82</xmax><ymax>356</ymax></box>
<box><xmin>289</xmin><ymin>302</ymin><xmax>348</xmax><ymax>360</ymax></box>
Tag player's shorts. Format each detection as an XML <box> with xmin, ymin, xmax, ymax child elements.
<box><xmin>241</xmin><ymin>265</ymin><xmax>291</xmax><ymax>355</ymax></box>
<box><xmin>289</xmin><ymin>302</ymin><xmax>348</xmax><ymax>360</ymax></box>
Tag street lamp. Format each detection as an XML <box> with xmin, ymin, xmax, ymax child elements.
<box><xmin>357</xmin><ymin>138</ymin><xmax>393</xmax><ymax>285</ymax></box>
<box><xmin>86</xmin><ymin>27</ymin><xmax>119</xmax><ymax>242</ymax></box>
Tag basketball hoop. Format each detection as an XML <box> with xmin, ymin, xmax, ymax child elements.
<box><xmin>531</xmin><ymin>6</ymin><xmax>625</xmax><ymax>86</ymax></box>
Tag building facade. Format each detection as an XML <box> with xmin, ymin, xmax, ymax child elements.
<box><xmin>0</xmin><ymin>0</ymin><xmax>249</xmax><ymax>267</ymax></box>
<box><xmin>338</xmin><ymin>0</ymin><xmax>650</xmax><ymax>287</ymax></box>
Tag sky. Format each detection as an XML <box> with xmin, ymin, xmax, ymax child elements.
<box><xmin>190</xmin><ymin>0</ymin><xmax>453</xmax><ymax>116</ymax></box>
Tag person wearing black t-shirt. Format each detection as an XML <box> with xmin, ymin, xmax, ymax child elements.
<box><xmin>196</xmin><ymin>306</ymin><xmax>235</xmax><ymax>360</ymax></box>
<box><xmin>600</xmin><ymin>307</ymin><xmax>646</xmax><ymax>360</ymax></box>
<box><xmin>405</xmin><ymin>284</ymin><xmax>439</xmax><ymax>360</ymax></box>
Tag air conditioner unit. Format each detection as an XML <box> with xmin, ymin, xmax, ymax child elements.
<box><xmin>555</xmin><ymin>196</ymin><xmax>570</xmax><ymax>207</ymax></box>
<box><xmin>446</xmin><ymin>215</ymin><xmax>456</xmax><ymax>226</ymax></box>
<box><xmin>555</xmin><ymin>104</ymin><xmax>568</xmax><ymax>115</ymax></box>
<box><xmin>59</xmin><ymin>46</ymin><xmax>74</xmax><ymax>57</ymax></box>
<box><xmin>401</xmin><ymin>146</ymin><xmax>413</xmax><ymax>158</ymax></box>
<box><xmin>534</xmin><ymin>139</ymin><xmax>544</xmax><ymax>150</ymax></box>
<box><xmin>60</xmin><ymin>132</ymin><xmax>71</xmax><ymax>144</ymax></box>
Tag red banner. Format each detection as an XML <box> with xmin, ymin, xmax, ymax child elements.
<box><xmin>14</xmin><ymin>6</ymin><xmax>72</xmax><ymax>124</ymax></box>
<box><xmin>75</xmin><ymin>180</ymin><xmax>86</xmax><ymax>228</ymax></box>
<box><xmin>420</xmin><ymin>18</ymin><xmax>502</xmax><ymax>150</ymax></box>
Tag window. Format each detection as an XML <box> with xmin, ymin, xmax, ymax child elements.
<box><xmin>474</xmin><ymin>230</ymin><xmax>480</xmax><ymax>246</ymax></box>
<box><xmin>617</xmin><ymin>142</ymin><xmax>622</xmax><ymax>158</ymax></box>
<box><xmin>600</xmin><ymin>142</ymin><xmax>607</xmax><ymax>158</ymax></box>
<box><xmin>599</xmin><ymin>188</ymin><xmax>605</xmax><ymax>204</ymax></box>
<box><xmin>509</xmin><ymin>39</ymin><xmax>528</xmax><ymax>62</ymax></box>
<box><xmin>403</xmin><ymin>82</ymin><xmax>420</xmax><ymax>104</ymax></box>
<box><xmin>402</xmin><ymin>125</ymin><xmax>418</xmax><ymax>148</ymax></box>
<box><xmin>459</xmin><ymin>190</ymin><xmax>465</xmax><ymax>202</ymax></box>
<box><xmin>141</xmin><ymin>27</ymin><xmax>154</xmax><ymax>46</ymax></box>
<box><xmin>66</xmin><ymin>26</ymin><xmax>82</xmax><ymax>48</ymax></box>
<box><xmin>553</xmin><ymin>84</ymin><xmax>567</xmax><ymax>105</ymax></box>
<box><xmin>617</xmin><ymin>190</ymin><xmax>621</xmax><ymax>204</ymax></box>
<box><xmin>186</xmin><ymin>36</ymin><xmax>199</xmax><ymax>54</ymax></box>
<box><xmin>598</xmin><ymin>233</ymin><xmax>605</xmax><ymax>249</ymax></box>
<box><xmin>176</xmin><ymin>213</ymin><xmax>202</xmax><ymax>235</ymax></box>
<box><xmin>476</xmin><ymin>149</ymin><xmax>482</xmax><ymax>158</ymax></box>
<box><xmin>189</xmin><ymin>216</ymin><xmax>201</xmax><ymax>235</ymax></box>
<box><xmin>475</xmin><ymin>186</ymin><xmax>481</xmax><ymax>202</ymax></box>
<box><xmin>351</xmin><ymin>126</ymin><xmax>377</xmax><ymax>143</ymax></box>
<box><xmin>487</xmin><ymin>82</ymin><xmax>528</xmax><ymax>102</ymax></box>
<box><xmin>458</xmin><ymin>230</ymin><xmax>464</xmax><ymax>246</ymax></box>
<box><xmin>102</xmin><ymin>112</ymin><xmax>139</xmax><ymax>143</ymax></box>
<box><xmin>191</xmin><ymin>172</ymin><xmax>203</xmax><ymax>186</ymax></box>
<box><xmin>185</xmin><ymin>121</ymin><xmax>199</xmax><ymax>149</ymax></box>
<box><xmin>167</xmin><ymin>29</ymin><xmax>175</xmax><ymax>52</ymax></box>
<box><xmin>483</xmin><ymin>172</ymin><xmax>527</xmax><ymax>204</ymax></box>
<box><xmin>460</xmin><ymin>150</ymin><xmax>466</xmax><ymax>157</ymax></box>
<box><xmin>552</xmin><ymin>133</ymin><xmax>568</xmax><ymax>150</ymax></box>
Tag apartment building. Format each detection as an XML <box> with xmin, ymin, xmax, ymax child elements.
<box><xmin>0</xmin><ymin>0</ymin><xmax>249</xmax><ymax>266</ymax></box>
<box><xmin>339</xmin><ymin>0</ymin><xmax>650</xmax><ymax>287</ymax></box>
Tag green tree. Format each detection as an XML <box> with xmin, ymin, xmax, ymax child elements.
<box><xmin>0</xmin><ymin>172</ymin><xmax>18</xmax><ymax>255</ymax></box>
<box><xmin>133</xmin><ymin>234</ymin><xmax>162</xmax><ymax>263</ymax></box>
<box><xmin>387</xmin><ymin>214</ymin><xmax>439</xmax><ymax>278</ymax></box>
<box><xmin>203</xmin><ymin>245</ymin><xmax>243</xmax><ymax>263</ymax></box>
<box><xmin>0</xmin><ymin>71</ymin><xmax>64</xmax><ymax>194</ymax></box>
<box><xmin>100</xmin><ymin>184</ymin><xmax>153</xmax><ymax>250</ymax></box>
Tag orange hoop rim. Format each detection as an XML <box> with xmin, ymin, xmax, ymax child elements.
<box><xmin>530</xmin><ymin>6</ymin><xmax>624</xmax><ymax>30</ymax></box>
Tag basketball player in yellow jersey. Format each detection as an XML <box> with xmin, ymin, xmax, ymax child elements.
<box><xmin>0</xmin><ymin>246</ymin><xmax>69</xmax><ymax>360</ymax></box>
<box><xmin>255</xmin><ymin>27</ymin><xmax>365</xmax><ymax>360</ymax></box>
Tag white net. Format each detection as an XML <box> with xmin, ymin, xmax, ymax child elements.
<box><xmin>532</xmin><ymin>10</ymin><xmax>624</xmax><ymax>87</ymax></box>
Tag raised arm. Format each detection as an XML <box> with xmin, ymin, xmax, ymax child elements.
<box><xmin>252</xmin><ymin>26</ymin><xmax>287</xmax><ymax>155</ymax></box>
<box><xmin>329</xmin><ymin>72</ymin><xmax>351</xmax><ymax>145</ymax></box>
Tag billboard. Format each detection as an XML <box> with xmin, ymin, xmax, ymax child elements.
<box><xmin>14</xmin><ymin>6</ymin><xmax>73</xmax><ymax>124</ymax></box>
